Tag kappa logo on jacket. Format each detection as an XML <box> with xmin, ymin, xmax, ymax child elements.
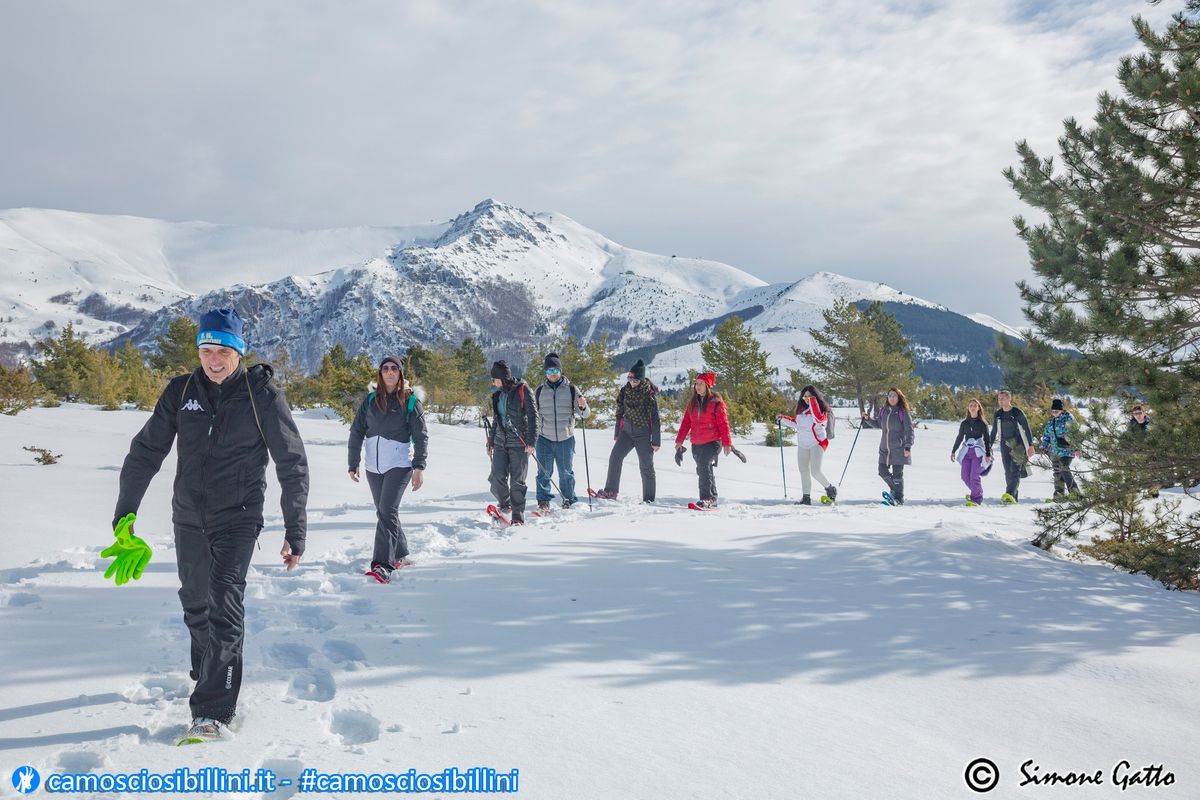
<box><xmin>182</xmin><ymin>399</ymin><xmax>205</xmax><ymax>412</ymax></box>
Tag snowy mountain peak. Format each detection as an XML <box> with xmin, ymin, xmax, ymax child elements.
<box><xmin>785</xmin><ymin>271</ymin><xmax>946</xmax><ymax>311</ymax></box>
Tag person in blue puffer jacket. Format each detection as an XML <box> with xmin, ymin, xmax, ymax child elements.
<box><xmin>348</xmin><ymin>356</ymin><xmax>429</xmax><ymax>583</ymax></box>
<box><xmin>1039</xmin><ymin>397</ymin><xmax>1079</xmax><ymax>499</ymax></box>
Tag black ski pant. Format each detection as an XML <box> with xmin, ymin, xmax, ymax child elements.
<box><xmin>174</xmin><ymin>523</ymin><xmax>259</xmax><ymax>724</ymax></box>
<box><xmin>490</xmin><ymin>444</ymin><xmax>530</xmax><ymax>520</ymax></box>
<box><xmin>692</xmin><ymin>441</ymin><xmax>721</xmax><ymax>502</ymax></box>
<box><xmin>878</xmin><ymin>461</ymin><xmax>905</xmax><ymax>502</ymax></box>
<box><xmin>367</xmin><ymin>467</ymin><xmax>413</xmax><ymax>568</ymax></box>
<box><xmin>1000</xmin><ymin>444</ymin><xmax>1027</xmax><ymax>499</ymax></box>
<box><xmin>604</xmin><ymin>423</ymin><xmax>656</xmax><ymax>502</ymax></box>
<box><xmin>1051</xmin><ymin>455</ymin><xmax>1079</xmax><ymax>495</ymax></box>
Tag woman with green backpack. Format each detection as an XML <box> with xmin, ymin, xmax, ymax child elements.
<box><xmin>347</xmin><ymin>356</ymin><xmax>429</xmax><ymax>583</ymax></box>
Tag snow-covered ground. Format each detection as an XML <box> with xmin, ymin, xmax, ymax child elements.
<box><xmin>1</xmin><ymin>406</ymin><xmax>1197</xmax><ymax>799</ymax></box>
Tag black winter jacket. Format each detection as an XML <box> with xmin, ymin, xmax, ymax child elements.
<box><xmin>114</xmin><ymin>364</ymin><xmax>310</xmax><ymax>554</ymax></box>
<box><xmin>488</xmin><ymin>382</ymin><xmax>538</xmax><ymax>448</ymax></box>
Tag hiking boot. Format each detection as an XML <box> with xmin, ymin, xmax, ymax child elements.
<box><xmin>367</xmin><ymin>563</ymin><xmax>393</xmax><ymax>584</ymax></box>
<box><xmin>537</xmin><ymin>501</ymin><xmax>551</xmax><ymax>512</ymax></box>
<box><xmin>562</xmin><ymin>499</ymin><xmax>576</xmax><ymax>509</ymax></box>
<box><xmin>594</xmin><ymin>490</ymin><xmax>617</xmax><ymax>500</ymax></box>
<box><xmin>798</xmin><ymin>494</ymin><xmax>812</xmax><ymax>505</ymax></box>
<box><xmin>825</xmin><ymin>485</ymin><xmax>837</xmax><ymax>502</ymax></box>
<box><xmin>178</xmin><ymin>717</ymin><xmax>224</xmax><ymax>745</ymax></box>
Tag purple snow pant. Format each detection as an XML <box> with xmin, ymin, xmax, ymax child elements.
<box><xmin>960</xmin><ymin>449</ymin><xmax>984</xmax><ymax>504</ymax></box>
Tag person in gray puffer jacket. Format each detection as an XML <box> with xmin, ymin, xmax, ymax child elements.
<box><xmin>863</xmin><ymin>386</ymin><xmax>915</xmax><ymax>505</ymax></box>
<box><xmin>534</xmin><ymin>352</ymin><xmax>590</xmax><ymax>510</ymax></box>
<box><xmin>348</xmin><ymin>356</ymin><xmax>429</xmax><ymax>583</ymax></box>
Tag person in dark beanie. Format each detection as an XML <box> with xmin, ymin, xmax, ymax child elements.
<box><xmin>348</xmin><ymin>356</ymin><xmax>429</xmax><ymax>583</ymax></box>
<box><xmin>109</xmin><ymin>308</ymin><xmax>309</xmax><ymax>744</ymax></box>
<box><xmin>674</xmin><ymin>371</ymin><xmax>732</xmax><ymax>508</ymax></box>
<box><xmin>486</xmin><ymin>360</ymin><xmax>538</xmax><ymax>524</ymax></box>
<box><xmin>596</xmin><ymin>359</ymin><xmax>661</xmax><ymax>502</ymax></box>
<box><xmin>1040</xmin><ymin>397</ymin><xmax>1080</xmax><ymax>500</ymax></box>
<box><xmin>534</xmin><ymin>352</ymin><xmax>589</xmax><ymax>511</ymax></box>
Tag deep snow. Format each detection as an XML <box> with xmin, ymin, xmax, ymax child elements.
<box><xmin>1</xmin><ymin>406</ymin><xmax>1197</xmax><ymax>799</ymax></box>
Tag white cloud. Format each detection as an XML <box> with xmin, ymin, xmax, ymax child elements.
<box><xmin>0</xmin><ymin>0</ymin><xmax>1175</xmax><ymax>322</ymax></box>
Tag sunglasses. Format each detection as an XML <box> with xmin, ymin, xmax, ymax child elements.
<box><xmin>546</xmin><ymin>368</ymin><xmax>561</xmax><ymax>375</ymax></box>
<box><xmin>381</xmin><ymin>364</ymin><xmax>400</xmax><ymax>373</ymax></box>
<box><xmin>887</xmin><ymin>393</ymin><xmax>899</xmax><ymax>399</ymax></box>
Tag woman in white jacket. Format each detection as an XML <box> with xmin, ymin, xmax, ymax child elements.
<box><xmin>777</xmin><ymin>384</ymin><xmax>836</xmax><ymax>505</ymax></box>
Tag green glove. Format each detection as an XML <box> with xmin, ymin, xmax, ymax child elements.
<box><xmin>101</xmin><ymin>512</ymin><xmax>152</xmax><ymax>586</ymax></box>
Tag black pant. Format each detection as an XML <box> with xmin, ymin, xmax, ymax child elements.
<box><xmin>878</xmin><ymin>462</ymin><xmax>905</xmax><ymax>501</ymax></box>
<box><xmin>1000</xmin><ymin>445</ymin><xmax>1025</xmax><ymax>499</ymax></box>
<box><xmin>490</xmin><ymin>445</ymin><xmax>530</xmax><ymax>520</ymax></box>
<box><xmin>175</xmin><ymin>523</ymin><xmax>259</xmax><ymax>724</ymax></box>
<box><xmin>692</xmin><ymin>441</ymin><xmax>721</xmax><ymax>501</ymax></box>
<box><xmin>1051</xmin><ymin>455</ymin><xmax>1079</xmax><ymax>495</ymax></box>
<box><xmin>366</xmin><ymin>467</ymin><xmax>413</xmax><ymax>567</ymax></box>
<box><xmin>604</xmin><ymin>423</ymin><xmax>656</xmax><ymax>502</ymax></box>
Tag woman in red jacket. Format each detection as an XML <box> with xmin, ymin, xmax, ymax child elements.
<box><xmin>674</xmin><ymin>372</ymin><xmax>733</xmax><ymax>508</ymax></box>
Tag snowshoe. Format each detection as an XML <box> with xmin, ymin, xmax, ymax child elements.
<box><xmin>999</xmin><ymin>493</ymin><xmax>1017</xmax><ymax>506</ymax></box>
<box><xmin>965</xmin><ymin>500</ymin><xmax>980</xmax><ymax>507</ymax></box>
<box><xmin>819</xmin><ymin>495</ymin><xmax>835</xmax><ymax>505</ymax></box>
<box><xmin>881</xmin><ymin>491</ymin><xmax>896</xmax><ymax>506</ymax></box>
<box><xmin>177</xmin><ymin>717</ymin><xmax>224</xmax><ymax>746</ymax></box>
<box><xmin>589</xmin><ymin>488</ymin><xmax>617</xmax><ymax>500</ymax></box>
<box><xmin>486</xmin><ymin>504</ymin><xmax>511</xmax><ymax>525</ymax></box>
<box><xmin>532</xmin><ymin>501</ymin><xmax>552</xmax><ymax>518</ymax></box>
<box><xmin>392</xmin><ymin>558</ymin><xmax>414</xmax><ymax>570</ymax></box>
<box><xmin>365</xmin><ymin>563</ymin><xmax>393</xmax><ymax>584</ymax></box>
<box><xmin>688</xmin><ymin>500</ymin><xmax>718</xmax><ymax>511</ymax></box>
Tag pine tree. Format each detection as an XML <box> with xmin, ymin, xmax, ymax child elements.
<box><xmin>418</xmin><ymin>342</ymin><xmax>471</xmax><ymax>424</ymax></box>
<box><xmin>115</xmin><ymin>341</ymin><xmax>162</xmax><ymax>410</ymax></box>
<box><xmin>453</xmin><ymin>337</ymin><xmax>490</xmax><ymax>401</ymax></box>
<box><xmin>314</xmin><ymin>344</ymin><xmax>375</xmax><ymax>424</ymax></box>
<box><xmin>861</xmin><ymin>301</ymin><xmax>914</xmax><ymax>365</ymax></box>
<box><xmin>524</xmin><ymin>334</ymin><xmax>619</xmax><ymax>420</ymax></box>
<box><xmin>0</xmin><ymin>363</ymin><xmax>38</xmax><ymax>415</ymax></box>
<box><xmin>698</xmin><ymin>317</ymin><xmax>778</xmax><ymax>437</ymax></box>
<box><xmin>31</xmin><ymin>323</ymin><xmax>91</xmax><ymax>401</ymax></box>
<box><xmin>83</xmin><ymin>348</ymin><xmax>123</xmax><ymax>410</ymax></box>
<box><xmin>1001</xmin><ymin>6</ymin><xmax>1200</xmax><ymax>586</ymax></box>
<box><xmin>796</xmin><ymin>300</ymin><xmax>916</xmax><ymax>417</ymax></box>
<box><xmin>150</xmin><ymin>317</ymin><xmax>200</xmax><ymax>376</ymax></box>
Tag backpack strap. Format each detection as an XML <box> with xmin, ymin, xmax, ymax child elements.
<box><xmin>245</xmin><ymin>371</ymin><xmax>266</xmax><ymax>446</ymax></box>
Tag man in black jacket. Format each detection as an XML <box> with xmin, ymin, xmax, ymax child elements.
<box><xmin>486</xmin><ymin>360</ymin><xmax>538</xmax><ymax>524</ymax></box>
<box><xmin>990</xmin><ymin>390</ymin><xmax>1035</xmax><ymax>504</ymax></box>
<box><xmin>111</xmin><ymin>308</ymin><xmax>309</xmax><ymax>744</ymax></box>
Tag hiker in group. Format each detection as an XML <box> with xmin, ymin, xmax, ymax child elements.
<box><xmin>674</xmin><ymin>371</ymin><xmax>732</xmax><ymax>509</ymax></box>
<box><xmin>990</xmin><ymin>389</ymin><xmax>1035</xmax><ymax>505</ymax></box>
<box><xmin>1040</xmin><ymin>397</ymin><xmax>1080</xmax><ymax>500</ymax></box>
<box><xmin>863</xmin><ymin>387</ymin><xmax>914</xmax><ymax>505</ymax></box>
<box><xmin>534</xmin><ymin>352</ymin><xmax>590</xmax><ymax>512</ymax></box>
<box><xmin>596</xmin><ymin>359</ymin><xmax>661</xmax><ymax>502</ymax></box>
<box><xmin>109</xmin><ymin>308</ymin><xmax>309</xmax><ymax>744</ymax></box>
<box><xmin>486</xmin><ymin>360</ymin><xmax>538</xmax><ymax>524</ymax></box>
<box><xmin>1128</xmin><ymin>403</ymin><xmax>1151</xmax><ymax>434</ymax></box>
<box><xmin>777</xmin><ymin>384</ymin><xmax>837</xmax><ymax>505</ymax></box>
<box><xmin>951</xmin><ymin>398</ymin><xmax>993</xmax><ymax>506</ymax></box>
<box><xmin>347</xmin><ymin>356</ymin><xmax>429</xmax><ymax>584</ymax></box>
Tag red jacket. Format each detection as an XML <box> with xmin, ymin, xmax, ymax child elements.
<box><xmin>676</xmin><ymin>396</ymin><xmax>733</xmax><ymax>448</ymax></box>
<box><xmin>780</xmin><ymin>397</ymin><xmax>829</xmax><ymax>450</ymax></box>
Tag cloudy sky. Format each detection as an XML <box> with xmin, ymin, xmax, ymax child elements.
<box><xmin>0</xmin><ymin>0</ymin><xmax>1175</xmax><ymax>322</ymax></box>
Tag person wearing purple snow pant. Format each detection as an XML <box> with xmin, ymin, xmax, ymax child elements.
<box><xmin>952</xmin><ymin>398</ymin><xmax>993</xmax><ymax>505</ymax></box>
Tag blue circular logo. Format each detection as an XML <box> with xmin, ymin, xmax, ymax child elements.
<box><xmin>12</xmin><ymin>766</ymin><xmax>41</xmax><ymax>794</ymax></box>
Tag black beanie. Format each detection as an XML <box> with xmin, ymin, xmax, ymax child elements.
<box><xmin>544</xmin><ymin>352</ymin><xmax>562</xmax><ymax>371</ymax></box>
<box><xmin>628</xmin><ymin>359</ymin><xmax>646</xmax><ymax>379</ymax></box>
<box><xmin>1051</xmin><ymin>397</ymin><xmax>1065</xmax><ymax>411</ymax></box>
<box><xmin>490</xmin><ymin>360</ymin><xmax>513</xmax><ymax>381</ymax></box>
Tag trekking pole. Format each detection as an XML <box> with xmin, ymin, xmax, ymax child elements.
<box><xmin>582</xmin><ymin>426</ymin><xmax>593</xmax><ymax>510</ymax></box>
<box><xmin>516</xmin><ymin>432</ymin><xmax>563</xmax><ymax>498</ymax></box>
<box><xmin>837</xmin><ymin>419</ymin><xmax>864</xmax><ymax>488</ymax></box>
<box><xmin>777</xmin><ymin>419</ymin><xmax>788</xmax><ymax>499</ymax></box>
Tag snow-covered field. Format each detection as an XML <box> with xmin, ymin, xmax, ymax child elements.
<box><xmin>1</xmin><ymin>406</ymin><xmax>1197</xmax><ymax>799</ymax></box>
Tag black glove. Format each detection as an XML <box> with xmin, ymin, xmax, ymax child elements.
<box><xmin>675</xmin><ymin>446</ymin><xmax>686</xmax><ymax>466</ymax></box>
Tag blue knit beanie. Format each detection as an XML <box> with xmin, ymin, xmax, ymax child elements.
<box><xmin>196</xmin><ymin>308</ymin><xmax>246</xmax><ymax>355</ymax></box>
